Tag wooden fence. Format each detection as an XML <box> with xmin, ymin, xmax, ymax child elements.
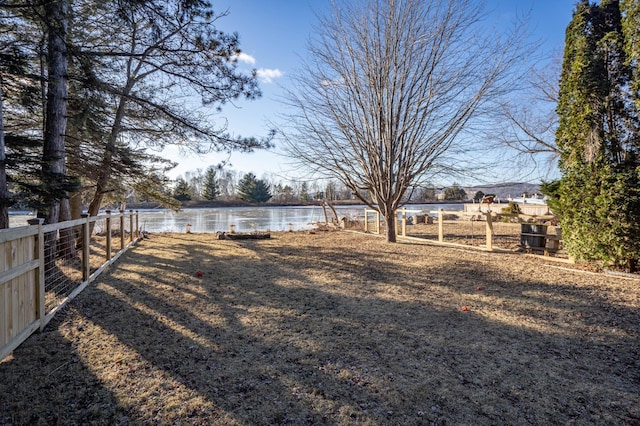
<box><xmin>1</xmin><ymin>210</ymin><xmax>140</xmax><ymax>361</ymax></box>
<box><xmin>364</xmin><ymin>208</ymin><xmax>560</xmax><ymax>253</ymax></box>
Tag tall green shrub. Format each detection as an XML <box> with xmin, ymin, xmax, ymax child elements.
<box><xmin>551</xmin><ymin>0</ymin><xmax>640</xmax><ymax>271</ymax></box>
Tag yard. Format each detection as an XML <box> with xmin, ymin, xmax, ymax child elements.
<box><xmin>1</xmin><ymin>230</ymin><xmax>638</xmax><ymax>424</ymax></box>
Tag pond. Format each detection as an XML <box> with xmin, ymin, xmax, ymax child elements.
<box><xmin>9</xmin><ymin>204</ymin><xmax>463</xmax><ymax>233</ymax></box>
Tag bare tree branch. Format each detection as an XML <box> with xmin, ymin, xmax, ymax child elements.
<box><xmin>281</xmin><ymin>0</ymin><xmax>531</xmax><ymax>242</ymax></box>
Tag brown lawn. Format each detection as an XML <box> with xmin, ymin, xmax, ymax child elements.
<box><xmin>1</xmin><ymin>231</ymin><xmax>638</xmax><ymax>425</ymax></box>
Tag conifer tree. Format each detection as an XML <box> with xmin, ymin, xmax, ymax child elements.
<box><xmin>173</xmin><ymin>178</ymin><xmax>192</xmax><ymax>202</ymax></box>
<box><xmin>550</xmin><ymin>0</ymin><xmax>640</xmax><ymax>271</ymax></box>
<box><xmin>202</xmin><ymin>167</ymin><xmax>220</xmax><ymax>200</ymax></box>
<box><xmin>622</xmin><ymin>0</ymin><xmax>640</xmax><ymax>108</ymax></box>
<box><xmin>237</xmin><ymin>172</ymin><xmax>271</xmax><ymax>203</ymax></box>
<box><xmin>252</xmin><ymin>179</ymin><xmax>272</xmax><ymax>203</ymax></box>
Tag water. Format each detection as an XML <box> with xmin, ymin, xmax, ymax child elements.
<box><xmin>9</xmin><ymin>204</ymin><xmax>462</xmax><ymax>233</ymax></box>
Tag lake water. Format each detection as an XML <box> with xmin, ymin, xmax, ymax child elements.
<box><xmin>9</xmin><ymin>204</ymin><xmax>463</xmax><ymax>233</ymax></box>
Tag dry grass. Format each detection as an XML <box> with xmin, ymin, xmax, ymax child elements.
<box><xmin>1</xmin><ymin>230</ymin><xmax>639</xmax><ymax>425</ymax></box>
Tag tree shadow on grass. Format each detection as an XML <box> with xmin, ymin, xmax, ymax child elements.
<box><xmin>1</xmin><ymin>232</ymin><xmax>639</xmax><ymax>424</ymax></box>
<box><xmin>0</xmin><ymin>315</ymin><xmax>128</xmax><ymax>425</ymax></box>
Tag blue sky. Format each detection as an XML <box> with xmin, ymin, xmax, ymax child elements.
<box><xmin>164</xmin><ymin>0</ymin><xmax>576</xmax><ymax>184</ymax></box>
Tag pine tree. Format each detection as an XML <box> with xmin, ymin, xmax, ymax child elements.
<box><xmin>237</xmin><ymin>173</ymin><xmax>257</xmax><ymax>202</ymax></box>
<box><xmin>550</xmin><ymin>0</ymin><xmax>640</xmax><ymax>271</ymax></box>
<box><xmin>299</xmin><ymin>182</ymin><xmax>309</xmax><ymax>202</ymax></box>
<box><xmin>237</xmin><ymin>172</ymin><xmax>272</xmax><ymax>203</ymax></box>
<box><xmin>252</xmin><ymin>179</ymin><xmax>272</xmax><ymax>203</ymax></box>
<box><xmin>202</xmin><ymin>167</ymin><xmax>220</xmax><ymax>200</ymax></box>
<box><xmin>173</xmin><ymin>178</ymin><xmax>191</xmax><ymax>202</ymax></box>
<box><xmin>622</xmin><ymin>0</ymin><xmax>640</xmax><ymax>108</ymax></box>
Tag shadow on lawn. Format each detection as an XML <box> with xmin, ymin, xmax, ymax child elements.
<box><xmin>1</xmin><ymin>232</ymin><xmax>639</xmax><ymax>424</ymax></box>
<box><xmin>0</xmin><ymin>322</ymin><xmax>128</xmax><ymax>424</ymax></box>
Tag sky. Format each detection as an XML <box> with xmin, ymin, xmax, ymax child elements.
<box><xmin>163</xmin><ymin>0</ymin><xmax>577</xmax><ymax>184</ymax></box>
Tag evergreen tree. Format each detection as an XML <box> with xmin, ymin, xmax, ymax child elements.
<box><xmin>299</xmin><ymin>182</ymin><xmax>309</xmax><ymax>202</ymax></box>
<box><xmin>173</xmin><ymin>178</ymin><xmax>191</xmax><ymax>202</ymax></box>
<box><xmin>202</xmin><ymin>167</ymin><xmax>220</xmax><ymax>200</ymax></box>
<box><xmin>237</xmin><ymin>172</ymin><xmax>272</xmax><ymax>203</ymax></box>
<box><xmin>444</xmin><ymin>184</ymin><xmax>467</xmax><ymax>201</ymax></box>
<box><xmin>252</xmin><ymin>179</ymin><xmax>272</xmax><ymax>203</ymax></box>
<box><xmin>237</xmin><ymin>172</ymin><xmax>256</xmax><ymax>202</ymax></box>
<box><xmin>549</xmin><ymin>0</ymin><xmax>640</xmax><ymax>271</ymax></box>
<box><xmin>622</xmin><ymin>0</ymin><xmax>640</xmax><ymax>108</ymax></box>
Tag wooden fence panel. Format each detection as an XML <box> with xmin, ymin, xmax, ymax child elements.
<box><xmin>0</xmin><ymin>235</ymin><xmax>38</xmax><ymax>357</ymax></box>
<box><xmin>1</xmin><ymin>211</ymin><xmax>140</xmax><ymax>361</ymax></box>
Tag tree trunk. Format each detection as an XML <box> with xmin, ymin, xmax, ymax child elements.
<box><xmin>0</xmin><ymin>77</ymin><xmax>9</xmax><ymax>229</ymax></box>
<box><xmin>58</xmin><ymin>198</ymin><xmax>77</xmax><ymax>260</ymax></box>
<box><xmin>87</xmin><ymin>79</ymin><xmax>133</xmax><ymax>219</ymax></box>
<box><xmin>385</xmin><ymin>212</ymin><xmax>397</xmax><ymax>243</ymax></box>
<box><xmin>39</xmin><ymin>0</ymin><xmax>68</xmax><ymax>225</ymax></box>
<box><xmin>70</xmin><ymin>190</ymin><xmax>84</xmax><ymax>246</ymax></box>
<box><xmin>39</xmin><ymin>0</ymin><xmax>69</xmax><ymax>276</ymax></box>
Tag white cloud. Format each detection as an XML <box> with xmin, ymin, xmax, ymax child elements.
<box><xmin>233</xmin><ymin>52</ymin><xmax>256</xmax><ymax>65</ymax></box>
<box><xmin>257</xmin><ymin>68</ymin><xmax>283</xmax><ymax>83</ymax></box>
<box><xmin>321</xmin><ymin>77</ymin><xmax>345</xmax><ymax>87</ymax></box>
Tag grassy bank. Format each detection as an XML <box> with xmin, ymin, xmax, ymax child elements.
<box><xmin>1</xmin><ymin>231</ymin><xmax>638</xmax><ymax>424</ymax></box>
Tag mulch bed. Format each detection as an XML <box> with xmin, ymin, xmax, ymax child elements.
<box><xmin>1</xmin><ymin>231</ymin><xmax>638</xmax><ymax>425</ymax></box>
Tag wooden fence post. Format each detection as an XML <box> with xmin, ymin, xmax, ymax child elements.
<box><xmin>129</xmin><ymin>210</ymin><xmax>134</xmax><ymax>243</ymax></box>
<box><xmin>27</xmin><ymin>218</ymin><xmax>45</xmax><ymax>331</ymax></box>
<box><xmin>135</xmin><ymin>211</ymin><xmax>139</xmax><ymax>238</ymax></box>
<box><xmin>119</xmin><ymin>210</ymin><xmax>125</xmax><ymax>250</ymax></box>
<box><xmin>376</xmin><ymin>211</ymin><xmax>381</xmax><ymax>235</ymax></box>
<box><xmin>81</xmin><ymin>214</ymin><xmax>90</xmax><ymax>282</ymax></box>
<box><xmin>105</xmin><ymin>210</ymin><xmax>112</xmax><ymax>261</ymax></box>
<box><xmin>363</xmin><ymin>209</ymin><xmax>368</xmax><ymax>233</ymax></box>
<box><xmin>438</xmin><ymin>209</ymin><xmax>444</xmax><ymax>242</ymax></box>
<box><xmin>401</xmin><ymin>208</ymin><xmax>406</xmax><ymax>237</ymax></box>
<box><xmin>485</xmin><ymin>212</ymin><xmax>494</xmax><ymax>251</ymax></box>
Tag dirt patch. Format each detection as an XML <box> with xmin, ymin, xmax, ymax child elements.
<box><xmin>1</xmin><ymin>231</ymin><xmax>639</xmax><ymax>424</ymax></box>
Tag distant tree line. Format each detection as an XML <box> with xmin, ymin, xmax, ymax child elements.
<box><xmin>157</xmin><ymin>166</ymin><xmax>472</xmax><ymax>205</ymax></box>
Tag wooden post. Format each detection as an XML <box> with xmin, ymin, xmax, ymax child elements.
<box><xmin>27</xmin><ymin>218</ymin><xmax>45</xmax><ymax>331</ymax></box>
<box><xmin>485</xmin><ymin>212</ymin><xmax>494</xmax><ymax>251</ymax></box>
<box><xmin>364</xmin><ymin>209</ymin><xmax>368</xmax><ymax>232</ymax></box>
<box><xmin>81</xmin><ymin>214</ymin><xmax>90</xmax><ymax>282</ymax></box>
<box><xmin>129</xmin><ymin>210</ymin><xmax>134</xmax><ymax>243</ymax></box>
<box><xmin>376</xmin><ymin>211</ymin><xmax>381</xmax><ymax>235</ymax></box>
<box><xmin>135</xmin><ymin>211</ymin><xmax>139</xmax><ymax>238</ymax></box>
<box><xmin>119</xmin><ymin>210</ymin><xmax>125</xmax><ymax>250</ymax></box>
<box><xmin>438</xmin><ymin>209</ymin><xmax>444</xmax><ymax>242</ymax></box>
<box><xmin>401</xmin><ymin>208</ymin><xmax>407</xmax><ymax>237</ymax></box>
<box><xmin>105</xmin><ymin>210</ymin><xmax>112</xmax><ymax>261</ymax></box>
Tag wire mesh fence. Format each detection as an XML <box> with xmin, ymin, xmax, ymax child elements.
<box><xmin>1</xmin><ymin>211</ymin><xmax>141</xmax><ymax>361</ymax></box>
<box><xmin>37</xmin><ymin>211</ymin><xmax>139</xmax><ymax>316</ymax></box>
<box><xmin>43</xmin><ymin>228</ymin><xmax>83</xmax><ymax>311</ymax></box>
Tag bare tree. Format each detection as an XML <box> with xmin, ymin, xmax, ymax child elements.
<box><xmin>282</xmin><ymin>0</ymin><xmax>530</xmax><ymax>242</ymax></box>
<box><xmin>488</xmin><ymin>58</ymin><xmax>561</xmax><ymax>180</ymax></box>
